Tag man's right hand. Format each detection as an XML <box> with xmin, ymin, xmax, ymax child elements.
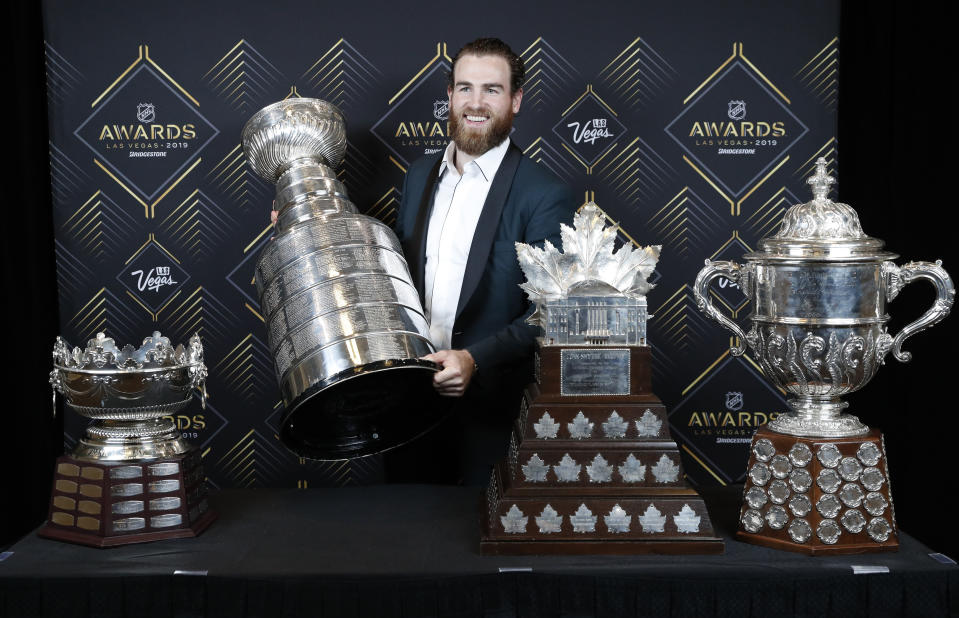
<box><xmin>423</xmin><ymin>349</ymin><xmax>476</xmax><ymax>397</ymax></box>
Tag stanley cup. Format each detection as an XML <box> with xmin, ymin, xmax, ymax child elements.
<box><xmin>242</xmin><ymin>98</ymin><xmax>441</xmax><ymax>459</ymax></box>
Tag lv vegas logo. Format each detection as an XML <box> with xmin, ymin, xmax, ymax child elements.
<box><xmin>567</xmin><ymin>117</ymin><xmax>614</xmax><ymax>146</ymax></box>
<box><xmin>130</xmin><ymin>266</ymin><xmax>178</xmax><ymax>293</ymax></box>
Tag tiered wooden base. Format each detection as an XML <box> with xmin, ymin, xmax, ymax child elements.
<box><xmin>481</xmin><ymin>346</ymin><xmax>724</xmax><ymax>555</ymax></box>
<box><xmin>737</xmin><ymin>425</ymin><xmax>898</xmax><ymax>555</ymax></box>
<box><xmin>39</xmin><ymin>449</ymin><xmax>216</xmax><ymax>547</ymax></box>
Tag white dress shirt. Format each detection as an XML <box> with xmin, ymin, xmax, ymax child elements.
<box><xmin>424</xmin><ymin>137</ymin><xmax>511</xmax><ymax>350</ymax></box>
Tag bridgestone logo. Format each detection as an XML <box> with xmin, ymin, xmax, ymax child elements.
<box><xmin>717</xmin><ymin>148</ymin><xmax>755</xmax><ymax>155</ymax></box>
<box><xmin>128</xmin><ymin>151</ymin><xmax>167</xmax><ymax>158</ymax></box>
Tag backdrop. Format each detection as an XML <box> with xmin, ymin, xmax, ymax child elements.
<box><xmin>39</xmin><ymin>0</ymin><xmax>841</xmax><ymax>491</ymax></box>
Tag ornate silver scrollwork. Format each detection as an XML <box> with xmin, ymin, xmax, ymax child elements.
<box><xmin>884</xmin><ymin>260</ymin><xmax>955</xmax><ymax>363</ymax></box>
<box><xmin>693</xmin><ymin>260</ymin><xmax>751</xmax><ymax>356</ymax></box>
<box><xmin>50</xmin><ymin>331</ymin><xmax>208</xmax><ymax>461</ymax></box>
<box><xmin>693</xmin><ymin>160</ymin><xmax>953</xmax><ymax>445</ymax></box>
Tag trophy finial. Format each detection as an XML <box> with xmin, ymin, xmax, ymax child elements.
<box><xmin>807</xmin><ymin>157</ymin><xmax>835</xmax><ymax>201</ymax></box>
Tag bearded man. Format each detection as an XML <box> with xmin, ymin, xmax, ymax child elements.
<box><xmin>390</xmin><ymin>37</ymin><xmax>575</xmax><ymax>485</ymax></box>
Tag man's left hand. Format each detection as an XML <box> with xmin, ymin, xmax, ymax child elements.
<box><xmin>423</xmin><ymin>349</ymin><xmax>476</xmax><ymax>397</ymax></box>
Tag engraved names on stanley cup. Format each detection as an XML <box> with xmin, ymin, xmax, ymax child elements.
<box><xmin>242</xmin><ymin>99</ymin><xmax>441</xmax><ymax>459</ymax></box>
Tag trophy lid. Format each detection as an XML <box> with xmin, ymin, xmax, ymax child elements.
<box><xmin>745</xmin><ymin>158</ymin><xmax>897</xmax><ymax>262</ymax></box>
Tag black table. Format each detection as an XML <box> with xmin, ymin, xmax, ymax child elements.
<box><xmin>1</xmin><ymin>486</ymin><xmax>955</xmax><ymax>617</ymax></box>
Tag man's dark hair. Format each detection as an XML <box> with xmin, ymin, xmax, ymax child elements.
<box><xmin>448</xmin><ymin>37</ymin><xmax>525</xmax><ymax>94</ymax></box>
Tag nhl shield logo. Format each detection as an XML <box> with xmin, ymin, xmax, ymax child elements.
<box><xmin>136</xmin><ymin>102</ymin><xmax>155</xmax><ymax>124</ymax></box>
<box><xmin>725</xmin><ymin>391</ymin><xmax>744</xmax><ymax>411</ymax></box>
<box><xmin>433</xmin><ymin>99</ymin><xmax>449</xmax><ymax>121</ymax></box>
<box><xmin>727</xmin><ymin>100</ymin><xmax>746</xmax><ymax>121</ymax></box>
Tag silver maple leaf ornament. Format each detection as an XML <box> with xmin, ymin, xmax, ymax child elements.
<box><xmin>515</xmin><ymin>203</ymin><xmax>661</xmax><ymax>346</ymax></box>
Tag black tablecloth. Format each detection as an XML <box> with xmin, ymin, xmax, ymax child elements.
<box><xmin>1</xmin><ymin>486</ymin><xmax>956</xmax><ymax>617</ymax></box>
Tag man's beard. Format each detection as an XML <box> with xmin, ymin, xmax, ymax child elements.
<box><xmin>449</xmin><ymin>106</ymin><xmax>513</xmax><ymax>156</ymax></box>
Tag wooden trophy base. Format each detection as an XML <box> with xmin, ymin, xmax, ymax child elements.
<box><xmin>736</xmin><ymin>425</ymin><xmax>898</xmax><ymax>555</ymax></box>
<box><xmin>481</xmin><ymin>346</ymin><xmax>724</xmax><ymax>555</ymax></box>
<box><xmin>39</xmin><ymin>449</ymin><xmax>216</xmax><ymax>548</ymax></box>
<box><xmin>481</xmin><ymin>462</ymin><xmax>724</xmax><ymax>555</ymax></box>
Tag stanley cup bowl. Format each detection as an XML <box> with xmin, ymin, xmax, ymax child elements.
<box><xmin>693</xmin><ymin>160</ymin><xmax>955</xmax><ymax>437</ymax></box>
<box><xmin>244</xmin><ymin>98</ymin><xmax>441</xmax><ymax>460</ymax></box>
<box><xmin>242</xmin><ymin>98</ymin><xmax>347</xmax><ymax>182</ymax></box>
<box><xmin>50</xmin><ymin>332</ymin><xmax>208</xmax><ymax>460</ymax></box>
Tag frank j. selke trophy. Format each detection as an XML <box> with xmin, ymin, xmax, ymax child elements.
<box><xmin>43</xmin><ymin>332</ymin><xmax>214</xmax><ymax>547</ymax></box>
<box><xmin>694</xmin><ymin>159</ymin><xmax>954</xmax><ymax>554</ymax></box>
<box><xmin>481</xmin><ymin>205</ymin><xmax>723</xmax><ymax>555</ymax></box>
<box><xmin>242</xmin><ymin>99</ymin><xmax>441</xmax><ymax>459</ymax></box>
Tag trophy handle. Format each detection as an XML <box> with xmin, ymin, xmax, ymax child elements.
<box><xmin>693</xmin><ymin>259</ymin><xmax>750</xmax><ymax>356</ymax></box>
<box><xmin>191</xmin><ymin>364</ymin><xmax>209</xmax><ymax>410</ymax></box>
<box><xmin>884</xmin><ymin>260</ymin><xmax>955</xmax><ymax>362</ymax></box>
<box><xmin>49</xmin><ymin>369</ymin><xmax>61</xmax><ymax>418</ymax></box>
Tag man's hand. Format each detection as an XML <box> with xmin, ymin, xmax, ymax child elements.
<box><xmin>423</xmin><ymin>349</ymin><xmax>476</xmax><ymax>397</ymax></box>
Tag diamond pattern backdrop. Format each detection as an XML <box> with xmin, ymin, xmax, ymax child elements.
<box><xmin>41</xmin><ymin>0</ymin><xmax>838</xmax><ymax>489</ymax></box>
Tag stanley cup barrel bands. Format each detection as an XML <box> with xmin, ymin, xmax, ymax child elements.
<box><xmin>242</xmin><ymin>98</ymin><xmax>442</xmax><ymax>460</ymax></box>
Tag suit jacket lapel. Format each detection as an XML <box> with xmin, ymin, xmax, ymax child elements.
<box><xmin>455</xmin><ymin>142</ymin><xmax>522</xmax><ymax>319</ymax></box>
<box><xmin>408</xmin><ymin>156</ymin><xmax>443</xmax><ymax>299</ymax></box>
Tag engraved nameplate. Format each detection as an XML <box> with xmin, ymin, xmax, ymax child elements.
<box><xmin>560</xmin><ymin>349</ymin><xmax>630</xmax><ymax>396</ymax></box>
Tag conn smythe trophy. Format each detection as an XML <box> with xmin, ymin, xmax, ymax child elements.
<box><xmin>694</xmin><ymin>159</ymin><xmax>954</xmax><ymax>554</ymax></box>
<box><xmin>243</xmin><ymin>99</ymin><xmax>441</xmax><ymax>459</ymax></box>
<box><xmin>42</xmin><ymin>332</ymin><xmax>214</xmax><ymax>547</ymax></box>
<box><xmin>481</xmin><ymin>205</ymin><xmax>724</xmax><ymax>554</ymax></box>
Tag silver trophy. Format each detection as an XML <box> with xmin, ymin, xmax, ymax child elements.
<box><xmin>694</xmin><ymin>159</ymin><xmax>954</xmax><ymax>553</ymax></box>
<box><xmin>242</xmin><ymin>98</ymin><xmax>439</xmax><ymax>459</ymax></box>
<box><xmin>518</xmin><ymin>203</ymin><xmax>660</xmax><ymax>350</ymax></box>
<box><xmin>694</xmin><ymin>159</ymin><xmax>954</xmax><ymax>437</ymax></box>
<box><xmin>44</xmin><ymin>332</ymin><xmax>214</xmax><ymax>546</ymax></box>
<box><xmin>50</xmin><ymin>331</ymin><xmax>207</xmax><ymax>460</ymax></box>
<box><xmin>480</xmin><ymin>206</ymin><xmax>724</xmax><ymax>555</ymax></box>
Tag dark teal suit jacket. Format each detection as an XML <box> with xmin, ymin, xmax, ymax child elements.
<box><xmin>395</xmin><ymin>141</ymin><xmax>575</xmax><ymax>393</ymax></box>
